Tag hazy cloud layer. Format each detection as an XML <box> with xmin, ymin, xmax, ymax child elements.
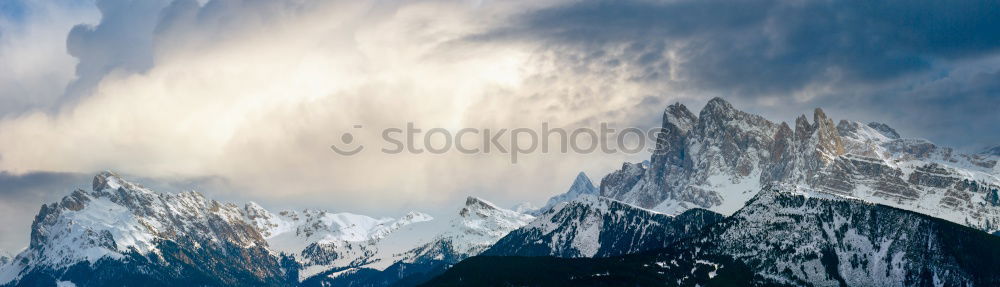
<box><xmin>0</xmin><ymin>0</ymin><xmax>998</xmax><ymax>250</ymax></box>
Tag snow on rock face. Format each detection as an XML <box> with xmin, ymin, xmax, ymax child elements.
<box><xmin>1</xmin><ymin>171</ymin><xmax>433</xmax><ymax>285</ymax></box>
<box><xmin>651</xmin><ymin>185</ymin><xmax>1000</xmax><ymax>286</ymax></box>
<box><xmin>24</xmin><ymin>171</ymin><xmax>262</xmax><ymax>269</ymax></box>
<box><xmin>398</xmin><ymin>197</ymin><xmax>534</xmax><ymax>265</ymax></box>
<box><xmin>239</xmin><ymin>191</ymin><xmax>434</xmax><ymax>281</ymax></box>
<box><xmin>2</xmin><ymin>171</ymin><xmax>290</xmax><ymax>286</ymax></box>
<box><xmin>601</xmin><ymin>97</ymin><xmax>1000</xmax><ymax>233</ymax></box>
<box><xmin>301</xmin><ymin>196</ymin><xmax>536</xmax><ymax>286</ymax></box>
<box><xmin>253</xmin><ymin>205</ymin><xmax>432</xmax><ymax>280</ymax></box>
<box><xmin>866</xmin><ymin>122</ymin><xmax>901</xmax><ymax>139</ymax></box>
<box><xmin>484</xmin><ymin>195</ymin><xmax>723</xmax><ymax>258</ymax></box>
<box><xmin>0</xmin><ymin>250</ymin><xmax>10</xmax><ymax>266</ymax></box>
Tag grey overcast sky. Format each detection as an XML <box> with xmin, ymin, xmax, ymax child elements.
<box><xmin>0</xmin><ymin>0</ymin><xmax>998</xmax><ymax>251</ymax></box>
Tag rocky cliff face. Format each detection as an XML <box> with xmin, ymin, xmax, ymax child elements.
<box><xmin>483</xmin><ymin>195</ymin><xmax>723</xmax><ymax>258</ymax></box>
<box><xmin>601</xmin><ymin>97</ymin><xmax>1000</xmax><ymax>233</ymax></box>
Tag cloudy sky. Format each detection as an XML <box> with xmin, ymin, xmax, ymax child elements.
<box><xmin>0</xmin><ymin>0</ymin><xmax>998</xmax><ymax>251</ymax></box>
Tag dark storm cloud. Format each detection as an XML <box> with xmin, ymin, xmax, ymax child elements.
<box><xmin>477</xmin><ymin>0</ymin><xmax>1000</xmax><ymax>149</ymax></box>
<box><xmin>821</xmin><ymin>66</ymin><xmax>1000</xmax><ymax>150</ymax></box>
<box><xmin>0</xmin><ymin>171</ymin><xmax>90</xmax><ymax>197</ymax></box>
<box><xmin>485</xmin><ymin>0</ymin><xmax>1000</xmax><ymax>94</ymax></box>
<box><xmin>64</xmin><ymin>0</ymin><xmax>170</xmax><ymax>99</ymax></box>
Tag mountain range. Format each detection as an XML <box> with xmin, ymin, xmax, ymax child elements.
<box><xmin>429</xmin><ymin>186</ymin><xmax>1000</xmax><ymax>286</ymax></box>
<box><xmin>1</xmin><ymin>97</ymin><xmax>998</xmax><ymax>286</ymax></box>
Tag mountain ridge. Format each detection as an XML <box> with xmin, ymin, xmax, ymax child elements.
<box><xmin>483</xmin><ymin>195</ymin><xmax>723</xmax><ymax>258</ymax></box>
<box><xmin>601</xmin><ymin>97</ymin><xmax>1000</xmax><ymax>233</ymax></box>
<box><xmin>426</xmin><ymin>185</ymin><xmax>1000</xmax><ymax>286</ymax></box>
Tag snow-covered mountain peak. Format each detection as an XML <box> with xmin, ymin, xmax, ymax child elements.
<box><xmin>569</xmin><ymin>172</ymin><xmax>596</xmax><ymax>194</ymax></box>
<box><xmin>393</xmin><ymin>197</ymin><xmax>534</xmax><ymax>268</ymax></box>
<box><xmin>3</xmin><ymin>171</ymin><xmax>278</xmax><ymax>287</ymax></box>
<box><xmin>461</xmin><ymin>196</ymin><xmax>500</xmax><ymax>215</ymax></box>
<box><xmin>866</xmin><ymin>121</ymin><xmax>901</xmax><ymax>139</ymax></box>
<box><xmin>91</xmin><ymin>171</ymin><xmax>145</xmax><ymax>193</ymax></box>
<box><xmin>456</xmin><ymin>197</ymin><xmax>533</xmax><ymax>236</ymax></box>
<box><xmin>837</xmin><ymin>120</ymin><xmax>893</xmax><ymax>143</ymax></box>
<box><xmin>531</xmin><ymin>172</ymin><xmax>599</xmax><ymax>215</ymax></box>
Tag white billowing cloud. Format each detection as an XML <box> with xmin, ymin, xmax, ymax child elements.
<box><xmin>0</xmin><ymin>1</ymin><xmax>99</xmax><ymax>116</ymax></box>
<box><xmin>0</xmin><ymin>0</ymin><xmax>672</xmax><ymax>212</ymax></box>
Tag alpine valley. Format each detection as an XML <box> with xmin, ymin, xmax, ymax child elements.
<box><xmin>2</xmin><ymin>98</ymin><xmax>998</xmax><ymax>287</ymax></box>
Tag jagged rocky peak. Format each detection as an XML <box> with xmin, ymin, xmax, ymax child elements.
<box><xmin>693</xmin><ymin>97</ymin><xmax>779</xmax><ymax>150</ymax></box>
<box><xmin>792</xmin><ymin>107</ymin><xmax>845</xmax><ymax>156</ymax></box>
<box><xmin>456</xmin><ymin>196</ymin><xmax>532</xmax><ymax>230</ymax></box>
<box><xmin>92</xmin><ymin>170</ymin><xmax>120</xmax><ymax>191</ymax></box>
<box><xmin>867</xmin><ymin>122</ymin><xmax>901</xmax><ymax>139</ymax></box>
<box><xmin>92</xmin><ymin>170</ymin><xmax>146</xmax><ymax>193</ymax></box>
<box><xmin>461</xmin><ymin>196</ymin><xmax>500</xmax><ymax>216</ymax></box>
<box><xmin>243</xmin><ymin>201</ymin><xmax>270</xmax><ymax>218</ymax></box>
<box><xmin>663</xmin><ymin>102</ymin><xmax>697</xmax><ymax>133</ymax></box>
<box><xmin>650</xmin><ymin>103</ymin><xmax>697</xmax><ymax>175</ymax></box>
<box><xmin>811</xmin><ymin>107</ymin><xmax>846</xmax><ymax>160</ymax></box>
<box><xmin>569</xmin><ymin>172</ymin><xmax>596</xmax><ymax>193</ymax></box>
<box><xmin>794</xmin><ymin>114</ymin><xmax>813</xmax><ymax>140</ymax></box>
<box><xmin>599</xmin><ymin>97</ymin><xmax>1000</xmax><ymax>234</ymax></box>
<box><xmin>700</xmin><ymin>97</ymin><xmax>736</xmax><ymax>117</ymax></box>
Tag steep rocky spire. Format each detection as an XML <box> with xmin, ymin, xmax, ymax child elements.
<box><xmin>812</xmin><ymin>108</ymin><xmax>845</xmax><ymax>159</ymax></box>
<box><xmin>794</xmin><ymin>114</ymin><xmax>813</xmax><ymax>142</ymax></box>
<box><xmin>568</xmin><ymin>172</ymin><xmax>597</xmax><ymax>196</ymax></box>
